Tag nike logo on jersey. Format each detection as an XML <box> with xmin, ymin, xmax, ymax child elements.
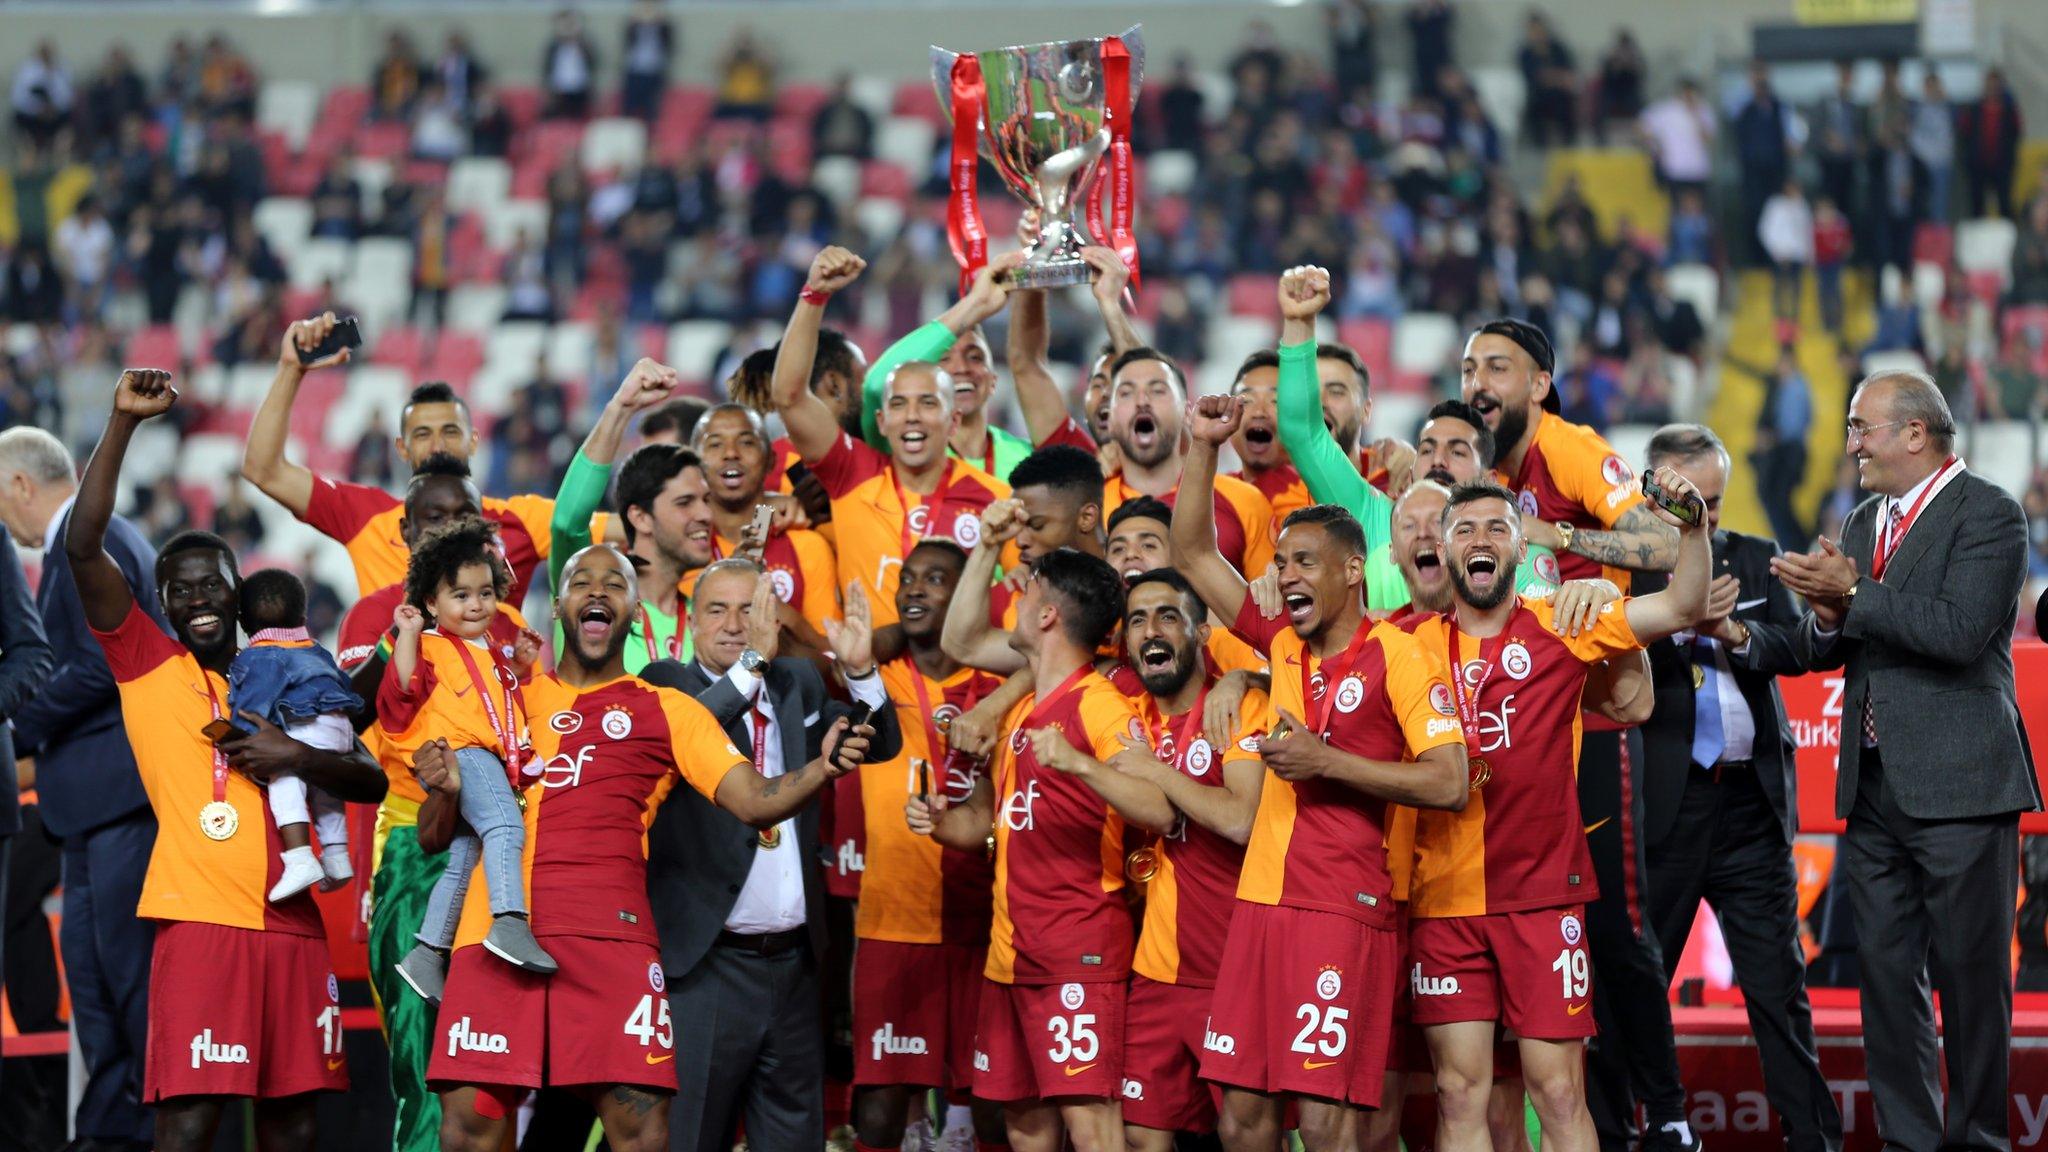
<box><xmin>646</xmin><ymin>1052</ymin><xmax>674</xmax><ymax>1065</ymax></box>
<box><xmin>1583</xmin><ymin>817</ymin><xmax>1611</xmax><ymax>835</ymax></box>
<box><xmin>325</xmin><ymin>1057</ymin><xmax>345</xmax><ymax>1071</ymax></box>
<box><xmin>1567</xmin><ymin>1002</ymin><xmax>1589</xmax><ymax>1016</ymax></box>
<box><xmin>1064</xmin><ymin>1063</ymin><xmax>1097</xmax><ymax>1076</ymax></box>
<box><xmin>1302</xmin><ymin>1059</ymin><xmax>1340</xmax><ymax>1071</ymax></box>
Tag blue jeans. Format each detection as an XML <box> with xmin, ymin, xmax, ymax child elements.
<box><xmin>416</xmin><ymin>747</ymin><xmax>527</xmax><ymax>948</ymax></box>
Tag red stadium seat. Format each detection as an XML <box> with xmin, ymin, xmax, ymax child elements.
<box><xmin>509</xmin><ymin>156</ymin><xmax>552</xmax><ymax>199</ymax></box>
<box><xmin>2002</xmin><ymin>304</ymin><xmax>2048</xmax><ymax>373</ymax></box>
<box><xmin>775</xmin><ymin>83</ymin><xmax>831</xmax><ymax>121</ymax></box>
<box><xmin>1337</xmin><ymin>318</ymin><xmax>1394</xmax><ymax>387</ymax></box>
<box><xmin>427</xmin><ymin>333</ymin><xmax>486</xmax><ymax>382</ymax></box>
<box><xmin>859</xmin><ymin>161</ymin><xmax>913</xmax><ymax>201</ymax></box>
<box><xmin>1149</xmin><ymin>194</ymin><xmax>1190</xmax><ymax>240</ymax></box>
<box><xmin>371</xmin><ymin>325</ymin><xmax>427</xmax><ymax>371</ymax></box>
<box><xmin>1912</xmin><ymin>222</ymin><xmax>1954</xmax><ymax>268</ymax></box>
<box><xmin>447</xmin><ymin>214</ymin><xmax>489</xmax><ymax>279</ymax></box>
<box><xmin>658</xmin><ymin>86</ymin><xmax>714</xmax><ymax>135</ymax></box>
<box><xmin>892</xmin><ymin>79</ymin><xmax>942</xmax><ymax>123</ymax></box>
<box><xmin>353</xmin><ymin>122</ymin><xmax>410</xmax><ymax>161</ymax></box>
<box><xmin>319</xmin><ymin>85</ymin><xmax>370</xmax><ymax>130</ymax></box>
<box><xmin>497</xmin><ymin>86</ymin><xmax>543</xmax><ymax>130</ymax></box>
<box><xmin>127</xmin><ymin>325</ymin><xmax>184</xmax><ymax>370</ymax></box>
<box><xmin>1227</xmin><ymin>274</ymin><xmax>1281</xmax><ymax>321</ymax></box>
<box><xmin>1965</xmin><ymin>270</ymin><xmax>2005</xmax><ymax>303</ymax></box>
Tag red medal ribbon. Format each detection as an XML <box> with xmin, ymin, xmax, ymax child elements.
<box><xmin>1302</xmin><ymin>622</ymin><xmax>1375</xmax><ymax>737</ymax></box>
<box><xmin>637</xmin><ymin>605</ymin><xmax>680</xmax><ymax>665</ymax></box>
<box><xmin>1025</xmin><ymin>665</ymin><xmax>1094</xmax><ymax>731</ymax></box>
<box><xmin>1143</xmin><ymin>682</ymin><xmax>1210</xmax><ymax>770</ymax></box>
<box><xmin>1871</xmin><ymin>455</ymin><xmax>1958</xmax><ymax>581</ymax></box>
<box><xmin>893</xmin><ymin>462</ymin><xmax>958</xmax><ymax>561</ymax></box>
<box><xmin>1100</xmin><ymin>36</ymin><xmax>1140</xmax><ymax>290</ymax></box>
<box><xmin>200</xmin><ymin>674</ymin><xmax>232</xmax><ymax>805</ymax></box>
<box><xmin>945</xmin><ymin>54</ymin><xmax>989</xmax><ymax>297</ymax></box>
<box><xmin>1445</xmin><ymin>620</ymin><xmax>1508</xmax><ymax>748</ymax></box>
<box><xmin>449</xmin><ymin>635</ymin><xmax>532</xmax><ymax>783</ymax></box>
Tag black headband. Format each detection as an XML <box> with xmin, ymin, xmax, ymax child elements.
<box><xmin>1475</xmin><ymin>318</ymin><xmax>1559</xmax><ymax>412</ymax></box>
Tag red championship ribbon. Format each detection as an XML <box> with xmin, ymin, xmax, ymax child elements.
<box><xmin>1099</xmin><ymin>36</ymin><xmax>1140</xmax><ymax>290</ymax></box>
<box><xmin>946</xmin><ymin>54</ymin><xmax>990</xmax><ymax>297</ymax></box>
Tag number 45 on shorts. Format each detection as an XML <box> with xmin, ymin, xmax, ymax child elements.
<box><xmin>625</xmin><ymin>994</ymin><xmax>675</xmax><ymax>1051</ymax></box>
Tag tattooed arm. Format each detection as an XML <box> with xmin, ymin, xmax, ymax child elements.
<box><xmin>1553</xmin><ymin>503</ymin><xmax>1680</xmax><ymax>573</ymax></box>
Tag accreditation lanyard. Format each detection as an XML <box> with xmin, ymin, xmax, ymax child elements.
<box><xmin>449</xmin><ymin>635</ymin><xmax>527</xmax><ymax>777</ymax></box>
<box><xmin>1302</xmin><ymin>623</ymin><xmax>1374</xmax><ymax>737</ymax></box>
<box><xmin>1870</xmin><ymin>455</ymin><xmax>1958</xmax><ymax>581</ymax></box>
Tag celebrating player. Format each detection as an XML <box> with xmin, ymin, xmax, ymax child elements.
<box><xmin>688</xmin><ymin>401</ymin><xmax>839</xmax><ymax>635</ymax></box>
<box><xmin>1404</xmin><ymin>477</ymin><xmax>1710</xmax><ymax>1152</ymax></box>
<box><xmin>907</xmin><ymin>548</ymin><xmax>1177</xmax><ymax>1152</ymax></box>
<box><xmin>424</xmin><ymin>544</ymin><xmax>876</xmax><ymax>1152</ymax></box>
<box><xmin>68</xmin><ymin>369</ymin><xmax>386</xmax><ymax>1151</ymax></box>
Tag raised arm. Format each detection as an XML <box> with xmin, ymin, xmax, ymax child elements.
<box><xmin>1170</xmin><ymin>396</ymin><xmax>1254</xmax><ymax>623</ymax></box>
<box><xmin>549</xmin><ymin>358</ymin><xmax>681</xmax><ymax>587</ymax></box>
<box><xmin>939</xmin><ymin>502</ymin><xmax>1028</xmax><ymax>675</ymax></box>
<box><xmin>1007</xmin><ymin>288</ymin><xmax>1073</xmax><ymax>446</ymax></box>
<box><xmin>859</xmin><ymin>253</ymin><xmax>1023</xmax><ymax>449</ymax></box>
<box><xmin>67</xmin><ymin>370</ymin><xmax>178</xmax><ymax>632</ymax></box>
<box><xmin>1621</xmin><ymin>466</ymin><xmax>1714</xmax><ymax>642</ymax></box>
<box><xmin>1560</xmin><ymin>502</ymin><xmax>1682</xmax><ymax>574</ymax></box>
<box><xmin>240</xmin><ymin>314</ymin><xmax>353</xmax><ymax>518</ymax></box>
<box><xmin>774</xmin><ymin>246</ymin><xmax>869</xmax><ymax>463</ymax></box>
<box><xmin>1275</xmin><ymin>266</ymin><xmax>1380</xmax><ymax>513</ymax></box>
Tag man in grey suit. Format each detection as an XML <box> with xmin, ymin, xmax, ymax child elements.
<box><xmin>1635</xmin><ymin>425</ymin><xmax>1841</xmax><ymax>1152</ymax></box>
<box><xmin>1774</xmin><ymin>370</ymin><xmax>2038</xmax><ymax>1152</ymax></box>
<box><xmin>0</xmin><ymin>426</ymin><xmax>162</xmax><ymax>1152</ymax></box>
<box><xmin>641</xmin><ymin>558</ymin><xmax>900</xmax><ymax>1152</ymax></box>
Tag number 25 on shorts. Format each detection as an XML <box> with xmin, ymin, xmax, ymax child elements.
<box><xmin>1291</xmin><ymin>1003</ymin><xmax>1349</xmax><ymax>1067</ymax></box>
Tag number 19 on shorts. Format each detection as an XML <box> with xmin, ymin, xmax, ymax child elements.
<box><xmin>1552</xmin><ymin>947</ymin><xmax>1589</xmax><ymax>999</ymax></box>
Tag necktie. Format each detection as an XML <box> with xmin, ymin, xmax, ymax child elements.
<box><xmin>1862</xmin><ymin>501</ymin><xmax>1906</xmax><ymax>746</ymax></box>
<box><xmin>1691</xmin><ymin>637</ymin><xmax>1725</xmax><ymax>769</ymax></box>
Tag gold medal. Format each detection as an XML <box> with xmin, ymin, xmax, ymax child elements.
<box><xmin>199</xmin><ymin>800</ymin><xmax>239</xmax><ymax>841</ymax></box>
<box><xmin>1125</xmin><ymin>846</ymin><xmax>1160</xmax><ymax>883</ymax></box>
<box><xmin>1690</xmin><ymin>663</ymin><xmax>1706</xmax><ymax>691</ymax></box>
<box><xmin>758</xmin><ymin>826</ymin><xmax>782</xmax><ymax>850</ymax></box>
<box><xmin>1468</xmin><ymin>756</ymin><xmax>1492</xmax><ymax>790</ymax></box>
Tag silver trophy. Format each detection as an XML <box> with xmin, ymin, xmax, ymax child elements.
<box><xmin>931</xmin><ymin>27</ymin><xmax>1145</xmax><ymax>290</ymax></box>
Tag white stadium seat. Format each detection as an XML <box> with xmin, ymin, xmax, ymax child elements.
<box><xmin>252</xmin><ymin>197</ymin><xmax>314</xmax><ymax>257</ymax></box>
<box><xmin>1208</xmin><ymin>317</ymin><xmax>1273</xmax><ymax>384</ymax></box>
<box><xmin>854</xmin><ymin>197</ymin><xmax>906</xmax><ymax>244</ymax></box>
<box><xmin>1144</xmin><ymin>150</ymin><xmax>1197</xmax><ymax>199</ymax></box>
<box><xmin>1468</xmin><ymin>67</ymin><xmax>1527</xmax><ymax>140</ymax></box>
<box><xmin>667</xmin><ymin>320</ymin><xmax>733</xmax><ymax>380</ymax></box>
<box><xmin>350</xmin><ymin>158</ymin><xmax>394</xmax><ymax>219</ymax></box>
<box><xmin>547</xmin><ymin>322</ymin><xmax>595</xmax><ymax>374</ymax></box>
<box><xmin>175</xmin><ymin>434</ymin><xmax>246</xmax><ymax>487</ymax></box>
<box><xmin>485</xmin><ymin>199</ymin><xmax>549</xmax><ymax>251</ymax></box>
<box><xmin>1604</xmin><ymin>424</ymin><xmax>1657</xmax><ymax>473</ymax></box>
<box><xmin>226</xmin><ymin>364</ymin><xmax>280</xmax><ymax>409</ymax></box>
<box><xmin>1664</xmin><ymin>264</ymin><xmax>1720</xmax><ymax>329</ymax></box>
<box><xmin>484</xmin><ymin>322</ymin><xmax>550</xmax><ymax>374</ymax></box>
<box><xmin>848</xmin><ymin>76</ymin><xmax>895</xmax><ymax>120</ymax></box>
<box><xmin>581</xmin><ymin>118</ymin><xmax>648</xmax><ymax>174</ymax></box>
<box><xmin>811</xmin><ymin>156</ymin><xmax>863</xmax><ymax>208</ymax></box>
<box><xmin>1194</xmin><ymin>71</ymin><xmax>1232</xmax><ymax>121</ymax></box>
<box><xmin>345</xmin><ymin>238</ymin><xmax>417</xmax><ymax>338</ymax></box>
<box><xmin>1963</xmin><ymin>420</ymin><xmax>2031</xmax><ymax>498</ymax></box>
<box><xmin>875</xmin><ymin>116</ymin><xmax>935</xmax><ymax>183</ymax></box>
<box><xmin>446</xmin><ymin>284</ymin><xmax>508</xmax><ymax>333</ymax></box>
<box><xmin>1955</xmin><ymin>218</ymin><xmax>2017</xmax><ymax>279</ymax></box>
<box><xmin>1369</xmin><ymin>392</ymin><xmax>1430</xmax><ymax>443</ymax></box>
<box><xmin>446</xmin><ymin>157</ymin><xmax>512</xmax><ymax>216</ymax></box>
<box><xmin>1911</xmin><ymin>260</ymin><xmax>1946</xmax><ymax>311</ymax></box>
<box><xmin>322</xmin><ymin>366</ymin><xmax>412</xmax><ymax>451</ymax></box>
<box><xmin>1392</xmin><ymin>312</ymin><xmax>1459</xmax><ymax>376</ymax></box>
<box><xmin>288</xmin><ymin>237</ymin><xmax>355</xmax><ymax>292</ymax></box>
<box><xmin>256</xmin><ymin>81</ymin><xmax>320</xmax><ymax>151</ymax></box>
<box><xmin>1862</xmin><ymin>349</ymin><xmax>1928</xmax><ymax>378</ymax></box>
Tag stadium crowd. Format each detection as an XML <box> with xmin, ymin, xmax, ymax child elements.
<box><xmin>0</xmin><ymin>5</ymin><xmax>2043</xmax><ymax>1152</ymax></box>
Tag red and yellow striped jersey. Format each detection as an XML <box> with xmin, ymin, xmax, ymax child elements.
<box><xmin>764</xmin><ymin>436</ymin><xmax>805</xmax><ymax>495</ymax></box>
<box><xmin>857</xmin><ymin>658</ymin><xmax>1007</xmax><ymax>946</ymax></box>
<box><xmin>1130</xmin><ymin>684</ymin><xmax>1264</xmax><ymax>988</ymax></box>
<box><xmin>678</xmin><ymin>528</ymin><xmax>841</xmax><ymax>635</ymax></box>
<box><xmin>1494</xmin><ymin>410</ymin><xmax>1647</xmax><ymax>590</ymax></box>
<box><xmin>453</xmin><ymin>675</ymin><xmax>748</xmax><ymax>947</ymax></box>
<box><xmin>1405</xmin><ymin>597</ymin><xmax>1642</xmax><ymax>919</ymax></box>
<box><xmin>811</xmin><ymin>430</ymin><xmax>1008</xmax><ymax>630</ymax></box>
<box><xmin>92</xmin><ymin>604</ymin><xmax>325</xmax><ymax>935</ymax></box>
<box><xmin>375</xmin><ymin>631</ymin><xmax>530</xmax><ymax>772</ymax></box>
<box><xmin>1229</xmin><ymin>598</ymin><xmax>1464</xmax><ymax>928</ymax></box>
<box><xmin>1232</xmin><ymin>463</ymin><xmax>1312</xmax><ymax>530</ymax></box>
<box><xmin>301</xmin><ymin>476</ymin><xmax>595</xmax><ymax>602</ymax></box>
<box><xmin>985</xmin><ymin>670</ymin><xmax>1146</xmax><ymax>985</ymax></box>
<box><xmin>1103</xmin><ymin>469</ymin><xmax>1276</xmax><ymax>579</ymax></box>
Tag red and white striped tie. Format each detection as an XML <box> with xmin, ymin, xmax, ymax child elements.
<box><xmin>1862</xmin><ymin>500</ymin><xmax>1906</xmax><ymax>746</ymax></box>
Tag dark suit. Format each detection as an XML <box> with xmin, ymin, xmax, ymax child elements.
<box><xmin>641</xmin><ymin>657</ymin><xmax>900</xmax><ymax>1152</ymax></box>
<box><xmin>1793</xmin><ymin>469</ymin><xmax>2038</xmax><ymax>1152</ymax></box>
<box><xmin>1639</xmin><ymin>532</ymin><xmax>1841</xmax><ymax>1152</ymax></box>
<box><xmin>11</xmin><ymin>508</ymin><xmax>161</xmax><ymax>1146</ymax></box>
<box><xmin>0</xmin><ymin>526</ymin><xmax>52</xmax><ymax>1098</ymax></box>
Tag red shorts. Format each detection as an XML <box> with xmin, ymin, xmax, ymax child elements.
<box><xmin>1388</xmin><ymin>907</ymin><xmax>1431</xmax><ymax>1076</ymax></box>
<box><xmin>1122</xmin><ymin>976</ymin><xmax>1221</xmax><ymax>1133</ymax></box>
<box><xmin>972</xmin><ymin>978</ymin><xmax>1126</xmax><ymax>1103</ymax></box>
<box><xmin>426</xmin><ymin>934</ymin><xmax>677</xmax><ymax>1093</ymax></box>
<box><xmin>1407</xmin><ymin>906</ymin><xmax>1594</xmax><ymax>1041</ymax></box>
<box><xmin>853</xmin><ymin>939</ymin><xmax>986</xmax><ymax>1089</ymax></box>
<box><xmin>144</xmin><ymin>921</ymin><xmax>348</xmax><ymax>1102</ymax></box>
<box><xmin>1198</xmin><ymin>901</ymin><xmax>1396</xmax><ymax>1107</ymax></box>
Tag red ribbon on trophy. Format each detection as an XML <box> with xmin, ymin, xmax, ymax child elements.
<box><xmin>1096</xmin><ymin>35</ymin><xmax>1140</xmax><ymax>289</ymax></box>
<box><xmin>945</xmin><ymin>54</ymin><xmax>990</xmax><ymax>297</ymax></box>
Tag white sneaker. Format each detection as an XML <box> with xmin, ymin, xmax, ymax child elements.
<box><xmin>269</xmin><ymin>847</ymin><xmax>323</xmax><ymax>902</ymax></box>
<box><xmin>319</xmin><ymin>843</ymin><xmax>354</xmax><ymax>891</ymax></box>
<box><xmin>901</xmin><ymin>1116</ymin><xmax>936</xmax><ymax>1152</ymax></box>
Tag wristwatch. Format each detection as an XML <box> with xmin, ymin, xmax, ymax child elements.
<box><xmin>1554</xmin><ymin>521</ymin><xmax>1576</xmax><ymax>553</ymax></box>
<box><xmin>739</xmin><ymin>649</ymin><xmax>768</xmax><ymax>675</ymax></box>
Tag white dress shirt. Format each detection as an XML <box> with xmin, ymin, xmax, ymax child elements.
<box><xmin>713</xmin><ymin>661</ymin><xmax>888</xmax><ymax>935</ymax></box>
<box><xmin>1679</xmin><ymin>630</ymin><xmax>1757</xmax><ymax>764</ymax></box>
<box><xmin>42</xmin><ymin>493</ymin><xmax>76</xmax><ymax>553</ymax></box>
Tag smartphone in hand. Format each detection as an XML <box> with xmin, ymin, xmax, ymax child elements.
<box><xmin>297</xmin><ymin>316</ymin><xmax>362</xmax><ymax>366</ymax></box>
<box><xmin>1641</xmin><ymin>472</ymin><xmax>1704</xmax><ymax>527</ymax></box>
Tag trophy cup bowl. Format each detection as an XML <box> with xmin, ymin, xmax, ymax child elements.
<box><xmin>932</xmin><ymin>27</ymin><xmax>1145</xmax><ymax>290</ymax></box>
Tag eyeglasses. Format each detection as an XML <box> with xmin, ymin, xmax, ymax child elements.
<box><xmin>1844</xmin><ymin>420</ymin><xmax>1904</xmax><ymax>443</ymax></box>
